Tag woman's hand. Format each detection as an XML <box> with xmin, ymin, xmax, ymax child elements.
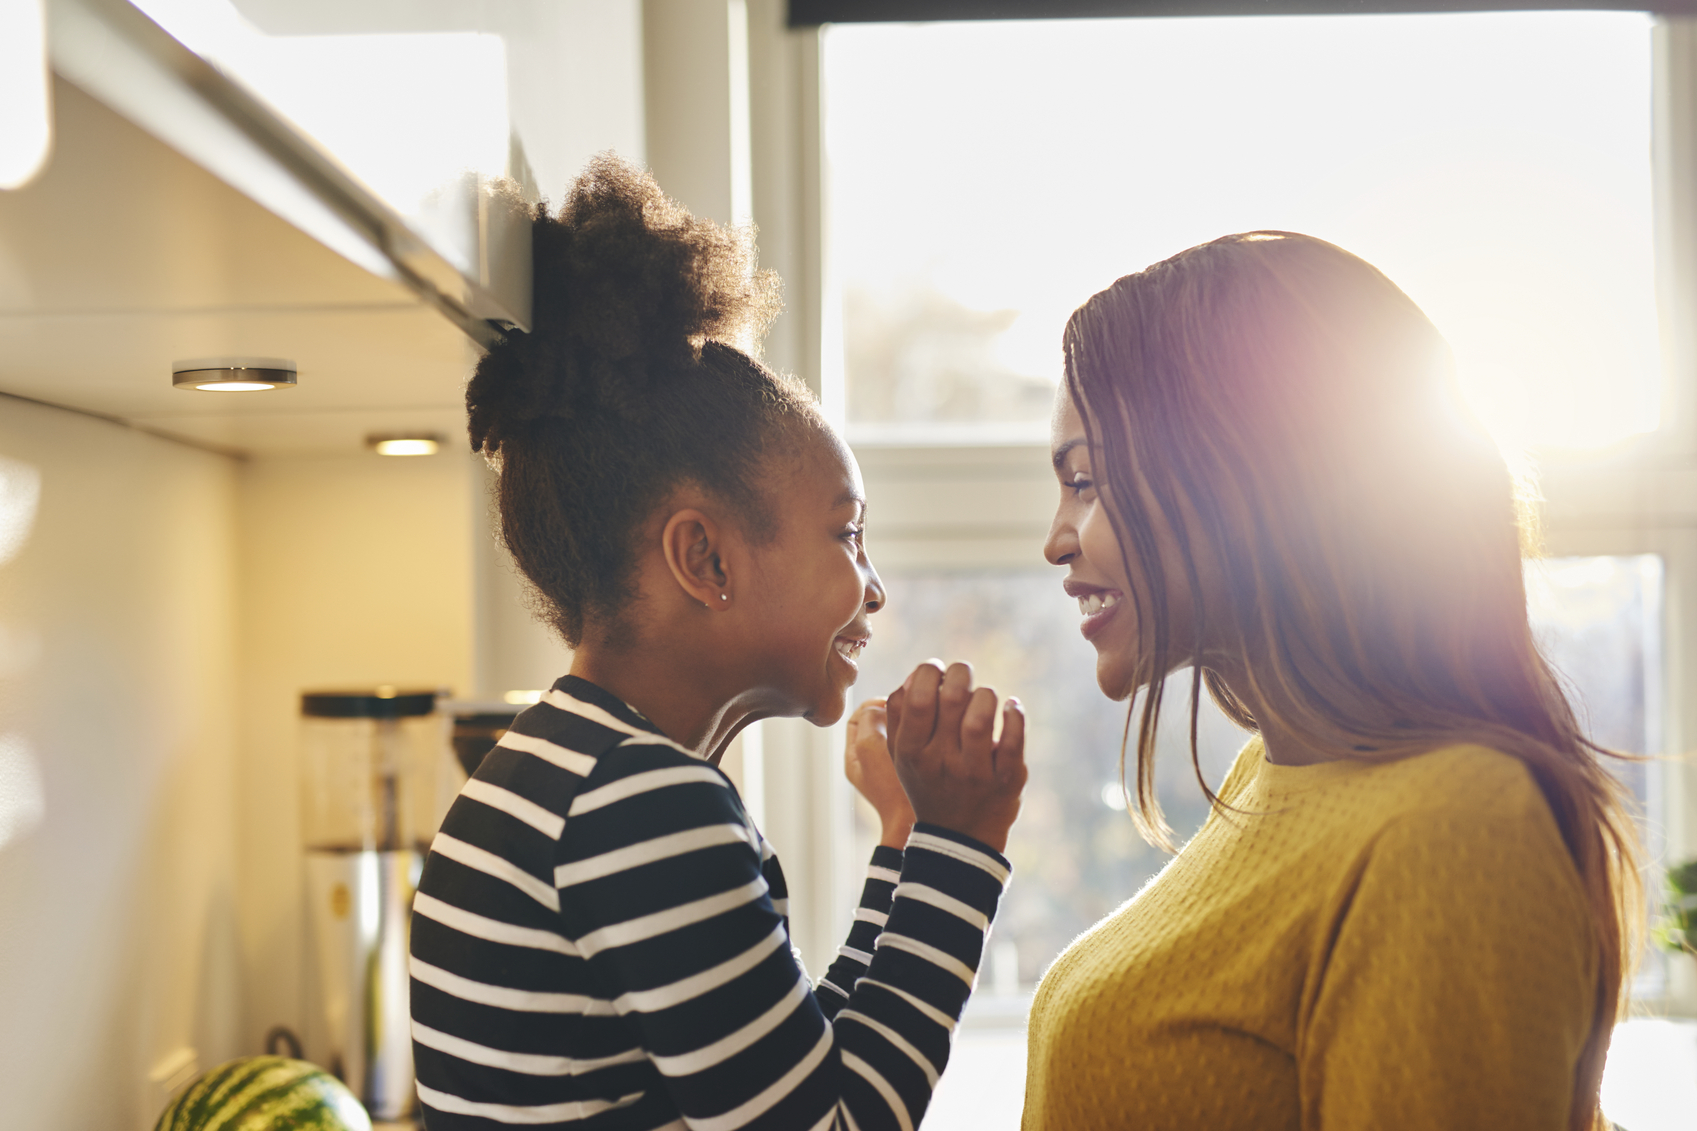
<box><xmin>845</xmin><ymin>699</ymin><xmax>917</xmax><ymax>849</ymax></box>
<box><xmin>885</xmin><ymin>660</ymin><xmax>1026</xmax><ymax>853</ymax></box>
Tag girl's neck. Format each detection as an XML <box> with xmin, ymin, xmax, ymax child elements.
<box><xmin>567</xmin><ymin>643</ymin><xmax>764</xmax><ymax>765</ymax></box>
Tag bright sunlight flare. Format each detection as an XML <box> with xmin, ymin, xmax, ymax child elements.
<box><xmin>828</xmin><ymin>12</ymin><xmax>1659</xmax><ymax>453</ymax></box>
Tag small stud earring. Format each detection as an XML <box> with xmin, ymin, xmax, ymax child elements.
<box><xmin>719</xmin><ymin>594</ymin><xmax>729</xmax><ymax>602</ymax></box>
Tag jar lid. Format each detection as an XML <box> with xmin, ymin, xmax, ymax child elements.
<box><xmin>300</xmin><ymin>689</ymin><xmax>438</xmax><ymax>718</ymax></box>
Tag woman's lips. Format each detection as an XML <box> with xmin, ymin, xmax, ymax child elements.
<box><xmin>1075</xmin><ymin>590</ymin><xmax>1123</xmax><ymax>641</ymax></box>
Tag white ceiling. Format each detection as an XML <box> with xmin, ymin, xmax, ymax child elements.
<box><xmin>0</xmin><ymin>77</ymin><xmax>479</xmax><ymax>456</ymax></box>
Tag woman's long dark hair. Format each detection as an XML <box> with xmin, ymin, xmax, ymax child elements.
<box><xmin>1064</xmin><ymin>231</ymin><xmax>1641</xmax><ymax>1131</ymax></box>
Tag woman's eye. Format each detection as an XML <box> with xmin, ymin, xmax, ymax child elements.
<box><xmin>1069</xmin><ymin>473</ymin><xmax>1095</xmax><ymax>495</ymax></box>
<box><xmin>842</xmin><ymin>525</ymin><xmax>865</xmax><ymax>544</ymax></box>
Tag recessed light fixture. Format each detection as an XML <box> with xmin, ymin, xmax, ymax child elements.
<box><xmin>367</xmin><ymin>433</ymin><xmax>444</xmax><ymax>457</ymax></box>
<box><xmin>172</xmin><ymin>357</ymin><xmax>297</xmax><ymax>391</ymax></box>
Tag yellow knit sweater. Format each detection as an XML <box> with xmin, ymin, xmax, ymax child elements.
<box><xmin>1022</xmin><ymin>740</ymin><xmax>1597</xmax><ymax>1130</ymax></box>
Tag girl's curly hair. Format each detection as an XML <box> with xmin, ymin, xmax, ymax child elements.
<box><xmin>466</xmin><ymin>154</ymin><xmax>821</xmax><ymax>646</ymax></box>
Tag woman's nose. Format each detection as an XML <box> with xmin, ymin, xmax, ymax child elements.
<box><xmin>1045</xmin><ymin>512</ymin><xmax>1079</xmax><ymax>566</ymax></box>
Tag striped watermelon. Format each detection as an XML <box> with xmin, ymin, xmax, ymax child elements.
<box><xmin>152</xmin><ymin>1056</ymin><xmax>372</xmax><ymax>1131</ymax></box>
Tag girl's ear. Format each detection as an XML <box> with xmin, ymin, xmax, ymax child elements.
<box><xmin>661</xmin><ymin>508</ymin><xmax>734</xmax><ymax>609</ymax></box>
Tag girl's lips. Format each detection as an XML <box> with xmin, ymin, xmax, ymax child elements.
<box><xmin>831</xmin><ymin>635</ymin><xmax>868</xmax><ymax>671</ymax></box>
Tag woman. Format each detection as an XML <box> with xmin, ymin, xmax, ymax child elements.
<box><xmin>1025</xmin><ymin>232</ymin><xmax>1639</xmax><ymax>1131</ymax></box>
<box><xmin>409</xmin><ymin>156</ymin><xmax>1026</xmax><ymax>1131</ymax></box>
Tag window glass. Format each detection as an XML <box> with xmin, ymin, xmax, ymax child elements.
<box><xmin>826</xmin><ymin>13</ymin><xmax>1656</xmax><ymax>452</ymax></box>
<box><xmin>1526</xmin><ymin>555</ymin><xmax>1664</xmax><ymax>776</ymax></box>
<box><xmin>855</xmin><ymin>555</ymin><xmax>1664</xmax><ymax>1128</ymax></box>
<box><xmin>1525</xmin><ymin>553</ymin><xmax>1666</xmax><ymax>1001</ymax></box>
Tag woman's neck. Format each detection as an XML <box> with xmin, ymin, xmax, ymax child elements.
<box><xmin>1204</xmin><ymin>656</ymin><xmax>1342</xmax><ymax>767</ymax></box>
<box><xmin>1253</xmin><ymin>716</ymin><xmax>1336</xmax><ymax>767</ymax></box>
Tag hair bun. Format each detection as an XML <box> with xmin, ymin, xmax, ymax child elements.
<box><xmin>467</xmin><ymin>153</ymin><xmax>781</xmax><ymax>453</ymax></box>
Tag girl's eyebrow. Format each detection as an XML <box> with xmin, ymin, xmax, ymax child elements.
<box><xmin>834</xmin><ymin>496</ymin><xmax>867</xmax><ymax>526</ymax></box>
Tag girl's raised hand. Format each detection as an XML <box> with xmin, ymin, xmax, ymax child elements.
<box><xmin>885</xmin><ymin>660</ymin><xmax>1026</xmax><ymax>853</ymax></box>
<box><xmin>844</xmin><ymin>699</ymin><xmax>917</xmax><ymax>849</ymax></box>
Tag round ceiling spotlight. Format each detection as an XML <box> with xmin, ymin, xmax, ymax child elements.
<box><xmin>172</xmin><ymin>357</ymin><xmax>297</xmax><ymax>392</ymax></box>
<box><xmin>367</xmin><ymin>433</ymin><xmax>444</xmax><ymax>457</ymax></box>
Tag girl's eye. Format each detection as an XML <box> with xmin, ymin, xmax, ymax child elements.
<box><xmin>1069</xmin><ymin>472</ymin><xmax>1095</xmax><ymax>496</ymax></box>
<box><xmin>842</xmin><ymin>525</ymin><xmax>865</xmax><ymax>545</ymax></box>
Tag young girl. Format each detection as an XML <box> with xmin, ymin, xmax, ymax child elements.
<box><xmin>1026</xmin><ymin>232</ymin><xmax>1639</xmax><ymax>1131</ymax></box>
<box><xmin>408</xmin><ymin>156</ymin><xmax>1026</xmax><ymax>1131</ymax></box>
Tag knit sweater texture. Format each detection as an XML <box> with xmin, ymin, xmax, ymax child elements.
<box><xmin>1022</xmin><ymin>740</ymin><xmax>1597</xmax><ymax>1130</ymax></box>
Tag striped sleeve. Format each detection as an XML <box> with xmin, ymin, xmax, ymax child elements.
<box><xmin>560</xmin><ymin>741</ymin><xmax>1009</xmax><ymax>1131</ymax></box>
<box><xmin>815</xmin><ymin>847</ymin><xmax>904</xmax><ymax>1016</ymax></box>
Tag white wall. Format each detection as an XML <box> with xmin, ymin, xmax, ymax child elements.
<box><xmin>0</xmin><ymin>406</ymin><xmax>501</xmax><ymax>1127</ymax></box>
<box><xmin>471</xmin><ymin>457</ymin><xmax>575</xmax><ymax>699</ymax></box>
<box><xmin>0</xmin><ymin>397</ymin><xmax>241</xmax><ymax>1130</ymax></box>
<box><xmin>234</xmin><ymin>449</ymin><xmax>480</xmax><ymax>1058</ymax></box>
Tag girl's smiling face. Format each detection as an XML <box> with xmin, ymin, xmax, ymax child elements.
<box><xmin>741</xmin><ymin>427</ymin><xmax>885</xmax><ymax>725</ymax></box>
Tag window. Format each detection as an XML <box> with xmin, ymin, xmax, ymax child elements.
<box><xmin>1527</xmin><ymin>555</ymin><xmax>1664</xmax><ymax>801</ymax></box>
<box><xmin>1527</xmin><ymin>554</ymin><xmax>1667</xmax><ymax>1001</ymax></box>
<box><xmin>827</xmin><ymin>12</ymin><xmax>1657</xmax><ymax>453</ymax></box>
<box><xmin>823</xmin><ymin>13</ymin><xmax>1677</xmax><ymax>1127</ymax></box>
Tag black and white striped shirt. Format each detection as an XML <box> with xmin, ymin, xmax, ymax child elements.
<box><xmin>410</xmin><ymin>675</ymin><xmax>1010</xmax><ymax>1130</ymax></box>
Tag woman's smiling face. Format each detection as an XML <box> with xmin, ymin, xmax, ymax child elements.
<box><xmin>1043</xmin><ymin>390</ymin><xmax>1195</xmax><ymax>701</ymax></box>
<box><xmin>742</xmin><ymin>427</ymin><xmax>885</xmax><ymax>725</ymax></box>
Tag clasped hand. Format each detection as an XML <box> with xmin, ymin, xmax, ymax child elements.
<box><xmin>846</xmin><ymin>660</ymin><xmax>1026</xmax><ymax>853</ymax></box>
